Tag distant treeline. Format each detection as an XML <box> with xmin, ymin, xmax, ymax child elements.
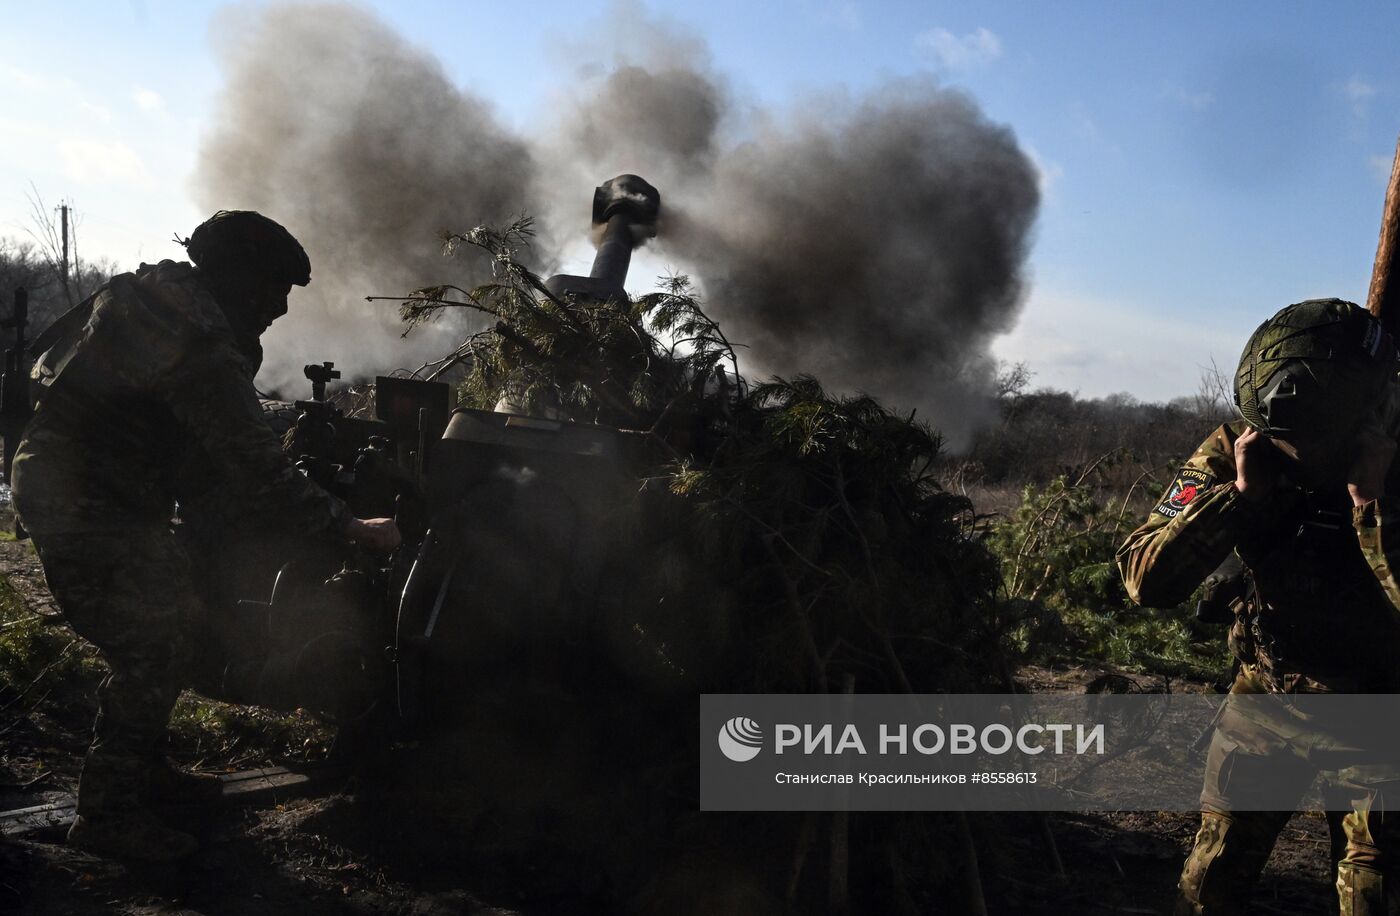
<box><xmin>0</xmin><ymin>234</ymin><xmax>114</xmax><ymax>338</ymax></box>
<box><xmin>950</xmin><ymin>362</ymin><xmax>1237</xmax><ymax>494</ymax></box>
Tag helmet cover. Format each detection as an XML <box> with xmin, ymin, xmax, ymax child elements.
<box><xmin>1234</xmin><ymin>298</ymin><xmax>1397</xmax><ymax>440</ymax></box>
<box><xmin>183</xmin><ymin>210</ymin><xmax>311</xmax><ymax>287</ymax></box>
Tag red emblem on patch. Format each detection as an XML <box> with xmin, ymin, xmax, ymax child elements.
<box><xmin>1154</xmin><ymin>468</ymin><xmax>1215</xmax><ymax>518</ymax></box>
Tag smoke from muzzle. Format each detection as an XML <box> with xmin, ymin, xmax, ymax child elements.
<box><xmin>687</xmin><ymin>86</ymin><xmax>1039</xmax><ymax>447</ymax></box>
<box><xmin>192</xmin><ymin>2</ymin><xmax>533</xmax><ymax>395</ymax></box>
<box><xmin>540</xmin><ymin>8</ymin><xmax>1039</xmax><ymax>446</ymax></box>
<box><xmin>194</xmin><ymin>2</ymin><xmax>1038</xmax><ymax>444</ymax></box>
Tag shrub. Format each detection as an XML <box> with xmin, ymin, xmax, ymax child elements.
<box><xmin>984</xmin><ymin>458</ymin><xmax>1230</xmax><ymax>679</ymax></box>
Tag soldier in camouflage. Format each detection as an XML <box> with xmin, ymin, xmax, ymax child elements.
<box><xmin>1118</xmin><ymin>299</ymin><xmax>1400</xmax><ymax>914</ymax></box>
<box><xmin>11</xmin><ymin>211</ymin><xmax>401</xmax><ymax>862</ymax></box>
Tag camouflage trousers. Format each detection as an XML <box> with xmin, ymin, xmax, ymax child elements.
<box><xmin>1176</xmin><ymin>671</ymin><xmax>1400</xmax><ymax>915</ymax></box>
<box><xmin>30</xmin><ymin>529</ymin><xmax>202</xmax><ymax>815</ymax></box>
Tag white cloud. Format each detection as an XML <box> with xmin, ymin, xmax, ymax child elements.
<box><xmin>3</xmin><ymin>66</ymin><xmax>45</xmax><ymax>90</ymax></box>
<box><xmin>1063</xmin><ymin>102</ymin><xmax>1123</xmax><ymax>158</ymax></box>
<box><xmin>1345</xmin><ymin>75</ymin><xmax>1376</xmax><ymax>119</ymax></box>
<box><xmin>1164</xmin><ymin>83</ymin><xmax>1214</xmax><ymax>110</ymax></box>
<box><xmin>1023</xmin><ymin>144</ymin><xmax>1064</xmax><ymax>199</ymax></box>
<box><xmin>1069</xmin><ymin>102</ymin><xmax>1099</xmax><ymax>140</ymax></box>
<box><xmin>5</xmin><ymin>65</ymin><xmax>112</xmax><ymax>124</ymax></box>
<box><xmin>915</xmin><ymin>26</ymin><xmax>1002</xmax><ymax>71</ymax></box>
<box><xmin>58</xmin><ymin>139</ymin><xmax>156</xmax><ymax>189</ymax></box>
<box><xmin>79</xmin><ymin>101</ymin><xmax>114</xmax><ymax>124</ymax></box>
<box><xmin>133</xmin><ymin>87</ymin><xmax>164</xmax><ymax>112</ymax></box>
<box><xmin>1346</xmin><ymin>75</ymin><xmax>1376</xmax><ymax>102</ymax></box>
<box><xmin>1371</xmin><ymin>153</ymin><xmax>1396</xmax><ymax>186</ymax></box>
<box><xmin>817</xmin><ymin>1</ymin><xmax>860</xmax><ymax>30</ymax></box>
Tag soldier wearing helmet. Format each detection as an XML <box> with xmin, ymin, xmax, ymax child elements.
<box><xmin>1118</xmin><ymin>299</ymin><xmax>1400</xmax><ymax>914</ymax></box>
<box><xmin>11</xmin><ymin>211</ymin><xmax>400</xmax><ymax>861</ymax></box>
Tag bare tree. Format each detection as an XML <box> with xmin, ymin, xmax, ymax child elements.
<box><xmin>995</xmin><ymin>360</ymin><xmax>1033</xmax><ymax>401</ymax></box>
<box><xmin>1188</xmin><ymin>358</ymin><xmax>1235</xmax><ymax>427</ymax></box>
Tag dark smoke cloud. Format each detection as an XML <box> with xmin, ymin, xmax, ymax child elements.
<box><xmin>682</xmin><ymin>84</ymin><xmax>1039</xmax><ymax>447</ymax></box>
<box><xmin>195</xmin><ymin>2</ymin><xmax>1038</xmax><ymax>445</ymax></box>
<box><xmin>542</xmin><ymin>6</ymin><xmax>1038</xmax><ymax>446</ymax></box>
<box><xmin>193</xmin><ymin>2</ymin><xmax>533</xmax><ymax>394</ymax></box>
<box><xmin>529</xmin><ymin>6</ymin><xmax>730</xmax><ymax>264</ymax></box>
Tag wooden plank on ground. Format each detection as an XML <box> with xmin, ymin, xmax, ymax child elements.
<box><xmin>0</xmin><ymin>765</ymin><xmax>339</xmax><ymax>839</ymax></box>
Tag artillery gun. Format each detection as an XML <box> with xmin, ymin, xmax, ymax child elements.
<box><xmin>195</xmin><ymin>173</ymin><xmax>724</xmax><ymax>899</ymax></box>
<box><xmin>178</xmin><ymin>174</ymin><xmax>685</xmax><ymax>737</ymax></box>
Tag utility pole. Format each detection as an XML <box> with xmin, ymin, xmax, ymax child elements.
<box><xmin>59</xmin><ymin>203</ymin><xmax>70</xmax><ymax>294</ymax></box>
<box><xmin>2</xmin><ymin>287</ymin><xmax>30</xmax><ymax>488</ymax></box>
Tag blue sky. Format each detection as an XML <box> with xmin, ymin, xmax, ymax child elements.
<box><xmin>1</xmin><ymin>1</ymin><xmax>1397</xmax><ymax>402</ymax></box>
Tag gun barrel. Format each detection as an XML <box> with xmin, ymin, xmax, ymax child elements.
<box><xmin>545</xmin><ymin>174</ymin><xmax>661</xmax><ymax>302</ymax></box>
<box><xmin>589</xmin><ymin>212</ymin><xmax>636</xmax><ymax>292</ymax></box>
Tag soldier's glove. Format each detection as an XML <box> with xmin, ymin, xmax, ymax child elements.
<box><xmin>1366</xmin><ymin>373</ymin><xmax>1400</xmax><ymax>442</ymax></box>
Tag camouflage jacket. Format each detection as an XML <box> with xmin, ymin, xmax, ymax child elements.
<box><xmin>11</xmin><ymin>260</ymin><xmax>349</xmax><ymax>537</ymax></box>
<box><xmin>1116</xmin><ymin>421</ymin><xmax>1400</xmax><ymax>691</ymax></box>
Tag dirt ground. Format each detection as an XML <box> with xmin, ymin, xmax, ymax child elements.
<box><xmin>0</xmin><ymin>536</ymin><xmax>1341</xmax><ymax>916</ymax></box>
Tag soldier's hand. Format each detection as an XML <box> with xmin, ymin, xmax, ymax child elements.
<box><xmin>347</xmin><ymin>517</ymin><xmax>402</xmax><ymax>552</ymax></box>
<box><xmin>1234</xmin><ymin>427</ymin><xmax>1279</xmax><ymax>504</ymax></box>
<box><xmin>1348</xmin><ymin>427</ymin><xmax>1398</xmax><ymax>507</ymax></box>
<box><xmin>1348</xmin><ymin>378</ymin><xmax>1400</xmax><ymax>507</ymax></box>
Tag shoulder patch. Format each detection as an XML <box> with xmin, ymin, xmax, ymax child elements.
<box><xmin>1154</xmin><ymin>467</ymin><xmax>1215</xmax><ymax>519</ymax></box>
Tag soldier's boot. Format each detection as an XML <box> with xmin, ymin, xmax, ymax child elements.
<box><xmin>1175</xmin><ymin>810</ymin><xmax>1288</xmax><ymax>915</ymax></box>
<box><xmin>144</xmin><ymin>760</ymin><xmax>223</xmax><ymax>806</ymax></box>
<box><xmin>1336</xmin><ymin>863</ymin><xmax>1387</xmax><ymax>916</ymax></box>
<box><xmin>67</xmin><ymin>811</ymin><xmax>199</xmax><ymax>863</ymax></box>
<box><xmin>1336</xmin><ymin>808</ymin><xmax>1397</xmax><ymax>916</ymax></box>
<box><xmin>68</xmin><ymin>752</ymin><xmax>200</xmax><ymax>862</ymax></box>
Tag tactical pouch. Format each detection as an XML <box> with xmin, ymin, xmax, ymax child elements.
<box><xmin>28</xmin><ymin>295</ymin><xmax>95</xmax><ymax>390</ymax></box>
<box><xmin>1196</xmin><ymin>553</ymin><xmax>1247</xmax><ymax>625</ymax></box>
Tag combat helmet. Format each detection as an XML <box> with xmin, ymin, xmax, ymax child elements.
<box><xmin>1234</xmin><ymin>298</ymin><xmax>1397</xmax><ymax>440</ymax></box>
<box><xmin>183</xmin><ymin>210</ymin><xmax>311</xmax><ymax>287</ymax></box>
